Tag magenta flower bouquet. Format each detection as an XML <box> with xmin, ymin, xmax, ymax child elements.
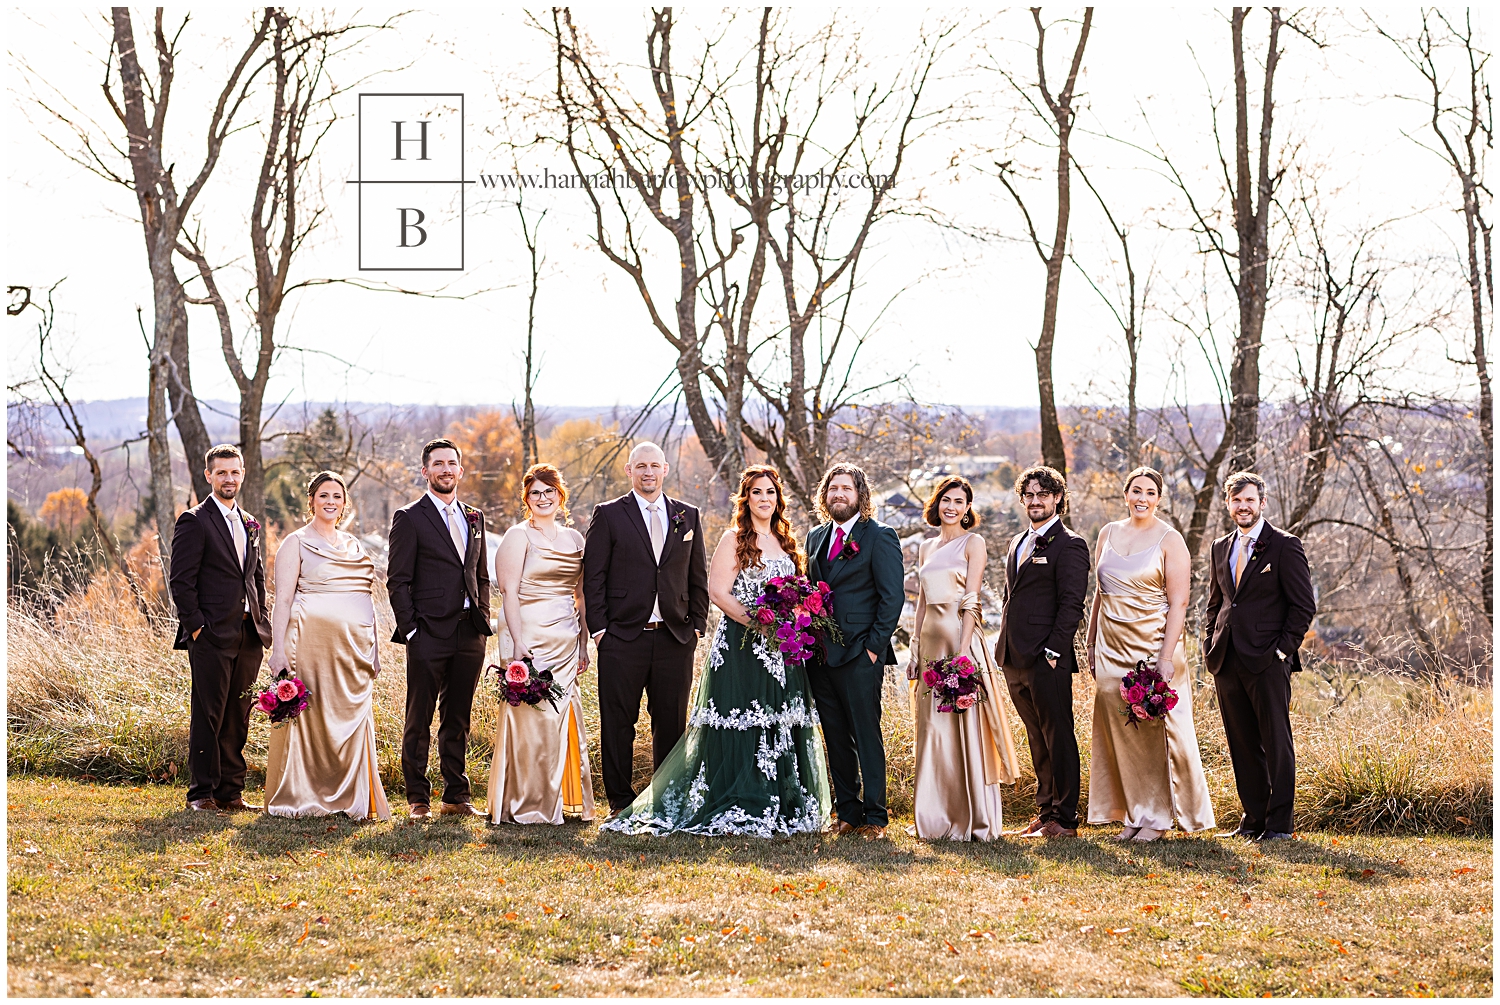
<box><xmin>491</xmin><ymin>656</ymin><xmax>565</xmax><ymax>713</ymax></box>
<box><xmin>1119</xmin><ymin>659</ymin><xmax>1178</xmax><ymax>727</ymax></box>
<box><xmin>249</xmin><ymin>670</ymin><xmax>311</xmax><ymax>726</ymax></box>
<box><xmin>922</xmin><ymin>653</ymin><xmax>986</xmax><ymax>713</ymax></box>
<box><xmin>740</xmin><ymin>574</ymin><xmax>843</xmax><ymax>667</ymax></box>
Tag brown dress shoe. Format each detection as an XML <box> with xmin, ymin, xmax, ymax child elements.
<box><xmin>215</xmin><ymin>797</ymin><xmax>261</xmax><ymax>813</ymax></box>
<box><xmin>857</xmin><ymin>824</ymin><xmax>889</xmax><ymax>841</ymax></box>
<box><xmin>829</xmin><ymin>820</ymin><xmax>857</xmax><ymax>836</ymax></box>
<box><xmin>187</xmin><ymin>798</ymin><xmax>225</xmax><ymax>814</ymax></box>
<box><xmin>1015</xmin><ymin>816</ymin><xmax>1047</xmax><ymax>837</ymax></box>
<box><xmin>1038</xmin><ymin>821</ymin><xmax>1078</xmax><ymax>838</ymax></box>
<box><xmin>408</xmin><ymin>803</ymin><xmax>431</xmax><ymax>820</ymax></box>
<box><xmin>438</xmin><ymin>801</ymin><xmax>485</xmax><ymax>817</ymax></box>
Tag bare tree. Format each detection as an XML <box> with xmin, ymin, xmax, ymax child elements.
<box><xmin>19</xmin><ymin>283</ymin><xmax>152</xmax><ymax>618</ymax></box>
<box><xmin>1377</xmin><ymin>8</ymin><xmax>1493</xmax><ymax>621</ymax></box>
<box><xmin>511</xmin><ymin>194</ymin><xmax>546</xmax><ymax>471</ymax></box>
<box><xmin>177</xmin><ymin>11</ymin><xmax>373</xmax><ymax>521</ymax></box>
<box><xmin>86</xmin><ymin>9</ymin><xmax>272</xmax><ymax>573</ymax></box>
<box><xmin>1069</xmin><ymin>157</ymin><xmax>1150</xmax><ymax>469</ymax></box>
<box><xmin>547</xmin><ymin>8</ymin><xmax>741</xmax><ymax>478</ymax></box>
<box><xmin>737</xmin><ymin>14</ymin><xmax>958</xmax><ymax>512</ymax></box>
<box><xmin>992</xmin><ymin>7</ymin><xmax>1094</xmax><ymax>478</ymax></box>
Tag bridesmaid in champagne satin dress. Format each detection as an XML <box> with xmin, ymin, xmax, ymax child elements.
<box><xmin>1086</xmin><ymin>467</ymin><xmax>1214</xmax><ymax>841</ymax></box>
<box><xmin>265</xmin><ymin>472</ymin><xmax>391</xmax><ymax>821</ymax></box>
<box><xmin>487</xmin><ymin>465</ymin><xmax>595</xmax><ymax>825</ymax></box>
<box><xmin>907</xmin><ymin>477</ymin><xmax>1019</xmax><ymax>841</ymax></box>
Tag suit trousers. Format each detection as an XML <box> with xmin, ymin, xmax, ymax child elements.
<box><xmin>1002</xmin><ymin>662</ymin><xmax>1081</xmax><ymax>829</ymax></box>
<box><xmin>597</xmin><ymin>629</ymin><xmax>696</xmax><ymax>811</ymax></box>
<box><xmin>402</xmin><ymin>621</ymin><xmax>486</xmax><ymax>806</ymax></box>
<box><xmin>1215</xmin><ymin>641</ymin><xmax>1296</xmax><ymax>834</ymax></box>
<box><xmin>808</xmin><ymin>653</ymin><xmax>888</xmax><ymax>828</ymax></box>
<box><xmin>186</xmin><ymin>616</ymin><xmax>263</xmax><ymax>803</ymax></box>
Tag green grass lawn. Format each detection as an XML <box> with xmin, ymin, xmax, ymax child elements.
<box><xmin>6</xmin><ymin>778</ymin><xmax>1491</xmax><ymax>997</ymax></box>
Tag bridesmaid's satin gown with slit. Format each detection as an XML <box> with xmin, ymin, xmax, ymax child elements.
<box><xmin>487</xmin><ymin>528</ymin><xmax>596</xmax><ymax>825</ymax></box>
<box><xmin>909</xmin><ymin>534</ymin><xmax>1020</xmax><ymax>841</ymax></box>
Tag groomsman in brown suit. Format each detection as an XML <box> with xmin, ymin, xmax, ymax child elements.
<box><xmin>1203</xmin><ymin>471</ymin><xmax>1317</xmax><ymax>842</ymax></box>
<box><xmin>170</xmin><ymin>444</ymin><xmax>273</xmax><ymax>813</ymax></box>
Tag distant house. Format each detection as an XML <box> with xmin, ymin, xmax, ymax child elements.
<box><xmin>878</xmin><ymin>491</ymin><xmax>926</xmax><ymax>528</ymax></box>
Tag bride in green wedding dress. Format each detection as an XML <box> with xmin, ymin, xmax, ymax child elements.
<box><xmin>601</xmin><ymin>465</ymin><xmax>830</xmax><ymax>837</ymax></box>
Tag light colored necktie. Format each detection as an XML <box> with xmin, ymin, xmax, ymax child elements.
<box><xmin>1017</xmin><ymin>529</ymin><xmax>1037</xmax><ymax>566</ymax></box>
<box><xmin>1233</xmin><ymin>533</ymin><xmax>1251</xmax><ymax>586</ymax></box>
<box><xmin>648</xmin><ymin>503</ymin><xmax>665</xmax><ymax>561</ymax></box>
<box><xmin>446</xmin><ymin>504</ymin><xmax>467</xmax><ymax>558</ymax></box>
<box><xmin>228</xmin><ymin>510</ymin><xmax>246</xmax><ymax>566</ymax></box>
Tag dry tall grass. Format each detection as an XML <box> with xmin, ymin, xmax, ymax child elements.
<box><xmin>7</xmin><ymin>572</ymin><xmax>1491</xmax><ymax>834</ymax></box>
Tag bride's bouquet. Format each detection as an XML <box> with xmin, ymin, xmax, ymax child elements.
<box><xmin>740</xmin><ymin>574</ymin><xmax>843</xmax><ymax>667</ymax></box>
<box><xmin>492</xmin><ymin>656</ymin><xmax>565</xmax><ymax>713</ymax></box>
<box><xmin>922</xmin><ymin>653</ymin><xmax>986</xmax><ymax>713</ymax></box>
<box><xmin>249</xmin><ymin>670</ymin><xmax>312</xmax><ymax>726</ymax></box>
<box><xmin>1120</xmin><ymin>659</ymin><xmax>1178</xmax><ymax>727</ymax></box>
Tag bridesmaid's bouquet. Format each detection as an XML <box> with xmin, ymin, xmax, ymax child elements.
<box><xmin>740</xmin><ymin>574</ymin><xmax>843</xmax><ymax>667</ymax></box>
<box><xmin>249</xmin><ymin>669</ymin><xmax>312</xmax><ymax>726</ymax></box>
<box><xmin>1120</xmin><ymin>659</ymin><xmax>1178</xmax><ymax>727</ymax></box>
<box><xmin>492</xmin><ymin>657</ymin><xmax>565</xmax><ymax>713</ymax></box>
<box><xmin>922</xmin><ymin>654</ymin><xmax>986</xmax><ymax>713</ymax></box>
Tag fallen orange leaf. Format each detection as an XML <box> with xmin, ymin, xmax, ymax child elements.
<box><xmin>1454</xmin><ymin>867</ymin><xmax>1476</xmax><ymax>876</ymax></box>
<box><xmin>1141</xmin><ymin>905</ymin><xmax>1159</xmax><ymax>913</ymax></box>
<box><xmin>296</xmin><ymin>921</ymin><xmax>310</xmax><ymax>945</ymax></box>
<box><xmin>504</xmin><ymin>912</ymin><xmax>517</xmax><ymax>921</ymax></box>
<box><xmin>944</xmin><ymin>941</ymin><xmax>959</xmax><ymax>955</ymax></box>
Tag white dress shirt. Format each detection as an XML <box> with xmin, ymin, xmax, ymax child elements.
<box><xmin>211</xmin><ymin>494</ymin><xmax>250</xmax><ymax>613</ymax></box>
<box><xmin>634</xmin><ymin>490</ymin><xmax>668</xmax><ymax>624</ymax></box>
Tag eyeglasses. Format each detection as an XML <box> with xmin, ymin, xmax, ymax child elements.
<box><xmin>1021</xmin><ymin>492</ymin><xmax>1056</xmax><ymax>502</ymax></box>
<box><xmin>527</xmin><ymin>487</ymin><xmax>558</xmax><ymax>500</ymax></box>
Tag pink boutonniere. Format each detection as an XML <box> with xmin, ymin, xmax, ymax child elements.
<box><xmin>243</xmin><ymin>515</ymin><xmax>261</xmax><ymax>535</ymax></box>
<box><xmin>837</xmin><ymin>537</ymin><xmax>860</xmax><ymax>561</ymax></box>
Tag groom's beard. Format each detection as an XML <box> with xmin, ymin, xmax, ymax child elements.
<box><xmin>827</xmin><ymin>500</ymin><xmax>859</xmax><ymax>524</ymax></box>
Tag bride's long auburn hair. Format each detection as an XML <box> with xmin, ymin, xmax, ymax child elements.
<box><xmin>732</xmin><ymin>465</ymin><xmax>805</xmax><ymax>575</ymax></box>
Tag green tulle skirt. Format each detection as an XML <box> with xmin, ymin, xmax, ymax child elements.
<box><xmin>602</xmin><ymin>610</ymin><xmax>831</xmax><ymax>838</ymax></box>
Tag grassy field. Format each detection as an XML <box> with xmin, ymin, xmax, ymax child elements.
<box><xmin>6</xmin><ymin>777</ymin><xmax>1492</xmax><ymax>998</ymax></box>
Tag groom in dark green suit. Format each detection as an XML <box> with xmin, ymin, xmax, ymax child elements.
<box><xmin>805</xmin><ymin>463</ymin><xmax>906</xmax><ymax>839</ymax></box>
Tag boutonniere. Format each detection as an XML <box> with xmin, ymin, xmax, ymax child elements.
<box><xmin>243</xmin><ymin>514</ymin><xmax>261</xmax><ymax>535</ymax></box>
<box><xmin>463</xmin><ymin>506</ymin><xmax>482</xmax><ymax>530</ymax></box>
<box><xmin>837</xmin><ymin>537</ymin><xmax>861</xmax><ymax>561</ymax></box>
<box><xmin>1032</xmin><ymin>532</ymin><xmax>1058</xmax><ymax>554</ymax></box>
<box><xmin>1248</xmin><ymin>536</ymin><xmax>1268</xmax><ymax>565</ymax></box>
<box><xmin>671</xmin><ymin>509</ymin><xmax>685</xmax><ymax>533</ymax></box>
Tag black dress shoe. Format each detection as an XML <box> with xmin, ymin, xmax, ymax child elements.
<box><xmin>1257</xmin><ymin>830</ymin><xmax>1295</xmax><ymax>842</ymax></box>
<box><xmin>1225</xmin><ymin>824</ymin><xmax>1263</xmax><ymax>839</ymax></box>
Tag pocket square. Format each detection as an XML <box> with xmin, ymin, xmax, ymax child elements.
<box><xmin>683</xmin><ymin>530</ymin><xmax>694</xmax><ymax>541</ymax></box>
<box><xmin>1260</xmin><ymin>563</ymin><xmax>1271</xmax><ymax>573</ymax></box>
<box><xmin>1032</xmin><ymin>556</ymin><xmax>1048</xmax><ymax>564</ymax></box>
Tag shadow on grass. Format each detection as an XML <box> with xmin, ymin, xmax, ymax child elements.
<box><xmin>93</xmin><ymin>794</ymin><xmax>1414</xmax><ymax>892</ymax></box>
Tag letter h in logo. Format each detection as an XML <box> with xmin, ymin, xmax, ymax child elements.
<box><xmin>356</xmin><ymin>93</ymin><xmax>466</xmax><ymax>270</ymax></box>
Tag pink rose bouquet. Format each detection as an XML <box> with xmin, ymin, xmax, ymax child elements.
<box><xmin>922</xmin><ymin>653</ymin><xmax>986</xmax><ymax>714</ymax></box>
<box><xmin>248</xmin><ymin>670</ymin><xmax>311</xmax><ymax>726</ymax></box>
<box><xmin>490</xmin><ymin>656</ymin><xmax>565</xmax><ymax>713</ymax></box>
<box><xmin>1119</xmin><ymin>659</ymin><xmax>1178</xmax><ymax>727</ymax></box>
<box><xmin>739</xmin><ymin>574</ymin><xmax>843</xmax><ymax>668</ymax></box>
